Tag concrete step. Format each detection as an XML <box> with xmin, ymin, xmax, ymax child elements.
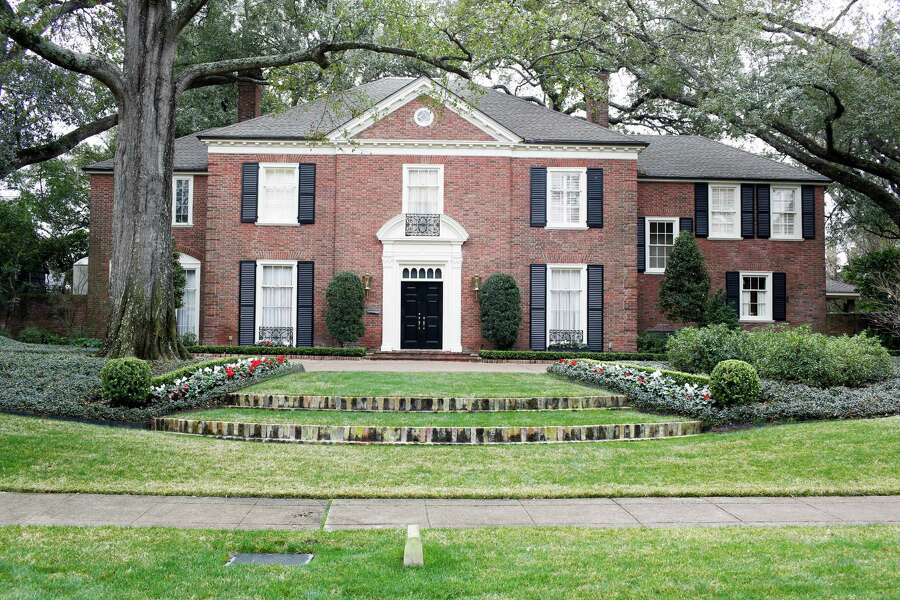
<box><xmin>367</xmin><ymin>351</ymin><xmax>480</xmax><ymax>362</ymax></box>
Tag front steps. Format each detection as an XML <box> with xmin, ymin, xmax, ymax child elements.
<box><xmin>227</xmin><ymin>392</ymin><xmax>629</xmax><ymax>412</ymax></box>
<box><xmin>367</xmin><ymin>351</ymin><xmax>480</xmax><ymax>362</ymax></box>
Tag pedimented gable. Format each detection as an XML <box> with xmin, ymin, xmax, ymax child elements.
<box><xmin>355</xmin><ymin>96</ymin><xmax>496</xmax><ymax>142</ymax></box>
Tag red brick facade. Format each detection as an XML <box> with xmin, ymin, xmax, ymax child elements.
<box><xmin>85</xmin><ymin>104</ymin><xmax>827</xmax><ymax>350</ymax></box>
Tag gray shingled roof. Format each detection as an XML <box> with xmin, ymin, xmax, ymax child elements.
<box><xmin>633</xmin><ymin>135</ymin><xmax>829</xmax><ymax>182</ymax></box>
<box><xmin>826</xmin><ymin>279</ymin><xmax>859</xmax><ymax>295</ymax></box>
<box><xmin>85</xmin><ymin>77</ymin><xmax>831</xmax><ymax>183</ymax></box>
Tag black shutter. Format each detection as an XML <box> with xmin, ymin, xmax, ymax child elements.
<box><xmin>725</xmin><ymin>271</ymin><xmax>740</xmax><ymax>315</ymax></box>
<box><xmin>637</xmin><ymin>217</ymin><xmax>646</xmax><ymax>273</ymax></box>
<box><xmin>529</xmin><ymin>264</ymin><xmax>547</xmax><ymax>350</ymax></box>
<box><xmin>694</xmin><ymin>183</ymin><xmax>708</xmax><ymax>237</ymax></box>
<box><xmin>587</xmin><ymin>265</ymin><xmax>604</xmax><ymax>351</ymax></box>
<box><xmin>741</xmin><ymin>184</ymin><xmax>755</xmax><ymax>238</ymax></box>
<box><xmin>241</xmin><ymin>163</ymin><xmax>259</xmax><ymax>223</ymax></box>
<box><xmin>773</xmin><ymin>272</ymin><xmax>787</xmax><ymax>322</ymax></box>
<box><xmin>679</xmin><ymin>217</ymin><xmax>694</xmax><ymax>234</ymax></box>
<box><xmin>801</xmin><ymin>185</ymin><xmax>815</xmax><ymax>239</ymax></box>
<box><xmin>755</xmin><ymin>184</ymin><xmax>770</xmax><ymax>239</ymax></box>
<box><xmin>238</xmin><ymin>261</ymin><xmax>256</xmax><ymax>345</ymax></box>
<box><xmin>296</xmin><ymin>261</ymin><xmax>314</xmax><ymax>347</ymax></box>
<box><xmin>586</xmin><ymin>168</ymin><xmax>604</xmax><ymax>228</ymax></box>
<box><xmin>530</xmin><ymin>167</ymin><xmax>547</xmax><ymax>227</ymax></box>
<box><xmin>298</xmin><ymin>163</ymin><xmax>316</xmax><ymax>224</ymax></box>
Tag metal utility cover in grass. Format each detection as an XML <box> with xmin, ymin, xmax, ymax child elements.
<box><xmin>226</xmin><ymin>553</ymin><xmax>314</xmax><ymax>566</ymax></box>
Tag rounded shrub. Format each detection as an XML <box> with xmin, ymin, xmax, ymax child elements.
<box><xmin>478</xmin><ymin>273</ymin><xmax>522</xmax><ymax>349</ymax></box>
<box><xmin>666</xmin><ymin>324</ymin><xmax>748</xmax><ymax>374</ymax></box>
<box><xmin>100</xmin><ymin>357</ymin><xmax>152</xmax><ymax>407</ymax></box>
<box><xmin>710</xmin><ymin>359</ymin><xmax>761</xmax><ymax>406</ymax></box>
<box><xmin>325</xmin><ymin>272</ymin><xmax>365</xmax><ymax>346</ymax></box>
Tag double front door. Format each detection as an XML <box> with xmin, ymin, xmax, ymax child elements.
<box><xmin>401</xmin><ymin>281</ymin><xmax>442</xmax><ymax>349</ymax></box>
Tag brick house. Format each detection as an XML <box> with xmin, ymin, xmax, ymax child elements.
<box><xmin>83</xmin><ymin>76</ymin><xmax>829</xmax><ymax>352</ymax></box>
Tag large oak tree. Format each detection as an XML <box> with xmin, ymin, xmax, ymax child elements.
<box><xmin>1</xmin><ymin>0</ymin><xmax>472</xmax><ymax>358</ymax></box>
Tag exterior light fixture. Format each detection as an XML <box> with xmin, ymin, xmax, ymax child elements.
<box><xmin>362</xmin><ymin>273</ymin><xmax>372</xmax><ymax>297</ymax></box>
<box><xmin>472</xmin><ymin>275</ymin><xmax>481</xmax><ymax>298</ymax></box>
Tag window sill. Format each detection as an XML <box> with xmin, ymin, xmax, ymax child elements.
<box><xmin>644</xmin><ymin>270</ymin><xmax>666</xmax><ymax>275</ymax></box>
<box><xmin>172</xmin><ymin>223</ymin><xmax>193</xmax><ymax>228</ymax></box>
<box><xmin>256</xmin><ymin>222</ymin><xmax>301</xmax><ymax>227</ymax></box>
<box><xmin>707</xmin><ymin>236</ymin><xmax>743</xmax><ymax>241</ymax></box>
<box><xmin>770</xmin><ymin>237</ymin><xmax>804</xmax><ymax>242</ymax></box>
<box><xmin>545</xmin><ymin>224</ymin><xmax>589</xmax><ymax>231</ymax></box>
<box><xmin>740</xmin><ymin>319</ymin><xmax>775</xmax><ymax>324</ymax></box>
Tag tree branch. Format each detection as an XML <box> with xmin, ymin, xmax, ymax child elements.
<box><xmin>170</xmin><ymin>0</ymin><xmax>209</xmax><ymax>36</ymax></box>
<box><xmin>0</xmin><ymin>0</ymin><xmax>123</xmax><ymax>96</ymax></box>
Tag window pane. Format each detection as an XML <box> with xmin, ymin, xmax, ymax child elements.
<box><xmin>406</xmin><ymin>167</ymin><xmax>440</xmax><ymax>213</ymax></box>
<box><xmin>260</xmin><ymin>166</ymin><xmax>297</xmax><ymax>222</ymax></box>
<box><xmin>176</xmin><ymin>267</ymin><xmax>198</xmax><ymax>336</ymax></box>
<box><xmin>647</xmin><ymin>220</ymin><xmax>675</xmax><ymax>271</ymax></box>
<box><xmin>548</xmin><ymin>171</ymin><xmax>583</xmax><ymax>225</ymax></box>
<box><xmin>740</xmin><ymin>275</ymin><xmax>769</xmax><ymax>319</ymax></box>
<box><xmin>261</xmin><ymin>265</ymin><xmax>293</xmax><ymax>330</ymax></box>
<box><xmin>710</xmin><ymin>186</ymin><xmax>737</xmax><ymax>236</ymax></box>
<box><xmin>772</xmin><ymin>188</ymin><xmax>798</xmax><ymax>237</ymax></box>
<box><xmin>550</xmin><ymin>269</ymin><xmax>581</xmax><ymax>331</ymax></box>
<box><xmin>174</xmin><ymin>179</ymin><xmax>190</xmax><ymax>224</ymax></box>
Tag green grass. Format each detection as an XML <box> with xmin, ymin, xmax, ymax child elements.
<box><xmin>242</xmin><ymin>371</ymin><xmax>609</xmax><ymax>398</ymax></box>
<box><xmin>1</xmin><ymin>525</ymin><xmax>898</xmax><ymax>599</ymax></box>
<box><xmin>178</xmin><ymin>407</ymin><xmax>687</xmax><ymax>427</ymax></box>
<box><xmin>2</xmin><ymin>413</ymin><xmax>899</xmax><ymax>497</ymax></box>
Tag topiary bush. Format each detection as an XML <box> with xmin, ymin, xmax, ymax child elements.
<box><xmin>100</xmin><ymin>357</ymin><xmax>152</xmax><ymax>407</ymax></box>
<box><xmin>325</xmin><ymin>272</ymin><xmax>365</xmax><ymax>346</ymax></box>
<box><xmin>479</xmin><ymin>273</ymin><xmax>521</xmax><ymax>349</ymax></box>
<box><xmin>710</xmin><ymin>360</ymin><xmax>761</xmax><ymax>405</ymax></box>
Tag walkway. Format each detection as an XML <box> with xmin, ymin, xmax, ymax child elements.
<box><xmin>299</xmin><ymin>359</ymin><xmax>548</xmax><ymax>373</ymax></box>
<box><xmin>2</xmin><ymin>492</ymin><xmax>898</xmax><ymax>530</ymax></box>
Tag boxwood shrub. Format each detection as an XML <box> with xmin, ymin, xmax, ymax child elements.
<box><xmin>666</xmin><ymin>325</ymin><xmax>893</xmax><ymax>387</ymax></box>
<box><xmin>479</xmin><ymin>350</ymin><xmax>665</xmax><ymax>361</ymax></box>
<box><xmin>709</xmin><ymin>360</ymin><xmax>760</xmax><ymax>406</ymax></box>
<box><xmin>100</xmin><ymin>358</ymin><xmax>152</xmax><ymax>407</ymax></box>
<box><xmin>189</xmin><ymin>345</ymin><xmax>366</xmax><ymax>357</ymax></box>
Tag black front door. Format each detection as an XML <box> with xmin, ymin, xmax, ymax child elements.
<box><xmin>401</xmin><ymin>281</ymin><xmax>442</xmax><ymax>349</ymax></box>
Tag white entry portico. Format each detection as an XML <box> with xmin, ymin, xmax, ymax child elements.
<box><xmin>377</xmin><ymin>213</ymin><xmax>469</xmax><ymax>352</ymax></box>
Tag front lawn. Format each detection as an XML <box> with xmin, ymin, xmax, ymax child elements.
<box><xmin>242</xmin><ymin>371</ymin><xmax>609</xmax><ymax>398</ymax></box>
<box><xmin>1</xmin><ymin>525</ymin><xmax>897</xmax><ymax>598</ymax></box>
<box><xmin>178</xmin><ymin>407</ymin><xmax>686</xmax><ymax>427</ymax></box>
<box><xmin>1</xmin><ymin>413</ymin><xmax>898</xmax><ymax>497</ymax></box>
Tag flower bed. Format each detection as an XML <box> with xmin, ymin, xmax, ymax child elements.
<box><xmin>549</xmin><ymin>360</ymin><xmax>900</xmax><ymax>427</ymax></box>
<box><xmin>189</xmin><ymin>344</ymin><xmax>366</xmax><ymax>357</ymax></box>
<box><xmin>479</xmin><ymin>350</ymin><xmax>665</xmax><ymax>362</ymax></box>
<box><xmin>151</xmin><ymin>356</ymin><xmax>291</xmax><ymax>404</ymax></box>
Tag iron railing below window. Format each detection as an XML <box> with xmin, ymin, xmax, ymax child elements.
<box><xmin>405</xmin><ymin>213</ymin><xmax>440</xmax><ymax>237</ymax></box>
<box><xmin>548</xmin><ymin>329</ymin><xmax>584</xmax><ymax>346</ymax></box>
<box><xmin>257</xmin><ymin>327</ymin><xmax>294</xmax><ymax>346</ymax></box>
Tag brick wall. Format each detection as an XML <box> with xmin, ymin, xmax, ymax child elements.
<box><xmin>636</xmin><ymin>181</ymin><xmax>826</xmax><ymax>332</ymax></box>
<box><xmin>355</xmin><ymin>96</ymin><xmax>495</xmax><ymax>141</ymax></box>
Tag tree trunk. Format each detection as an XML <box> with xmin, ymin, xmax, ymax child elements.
<box><xmin>103</xmin><ymin>2</ymin><xmax>186</xmax><ymax>360</ymax></box>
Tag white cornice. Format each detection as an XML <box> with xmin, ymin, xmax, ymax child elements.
<box><xmin>327</xmin><ymin>76</ymin><xmax>522</xmax><ymax>144</ymax></box>
<box><xmin>204</xmin><ymin>138</ymin><xmax>641</xmax><ymax>160</ymax></box>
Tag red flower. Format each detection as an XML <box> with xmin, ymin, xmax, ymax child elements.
<box><xmin>276</xmin><ymin>355</ymin><xmax>286</xmax><ymax>364</ymax></box>
<box><xmin>225</xmin><ymin>367</ymin><xmax>235</xmax><ymax>379</ymax></box>
<box><xmin>702</xmin><ymin>392</ymin><xmax>712</xmax><ymax>402</ymax></box>
<box><xmin>568</xmin><ymin>360</ymin><xmax>577</xmax><ymax>367</ymax></box>
<box><xmin>558</xmin><ymin>358</ymin><xmax>566</xmax><ymax>364</ymax></box>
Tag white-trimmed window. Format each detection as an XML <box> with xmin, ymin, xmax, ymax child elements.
<box><xmin>547</xmin><ymin>168</ymin><xmax>587</xmax><ymax>228</ymax></box>
<box><xmin>256</xmin><ymin>261</ymin><xmax>296</xmax><ymax>345</ymax></box>
<box><xmin>172</xmin><ymin>175</ymin><xmax>193</xmax><ymax>226</ymax></box>
<box><xmin>71</xmin><ymin>257</ymin><xmax>89</xmax><ymax>295</ymax></box>
<box><xmin>771</xmin><ymin>186</ymin><xmax>801</xmax><ymax>240</ymax></box>
<box><xmin>709</xmin><ymin>184</ymin><xmax>740</xmax><ymax>239</ymax></box>
<box><xmin>547</xmin><ymin>265</ymin><xmax>587</xmax><ymax>345</ymax></box>
<box><xmin>258</xmin><ymin>164</ymin><xmax>298</xmax><ymax>224</ymax></box>
<box><xmin>176</xmin><ymin>253</ymin><xmax>201</xmax><ymax>340</ymax></box>
<box><xmin>646</xmin><ymin>218</ymin><xmax>679</xmax><ymax>273</ymax></box>
<box><xmin>740</xmin><ymin>272</ymin><xmax>772</xmax><ymax>322</ymax></box>
<box><xmin>402</xmin><ymin>164</ymin><xmax>443</xmax><ymax>214</ymax></box>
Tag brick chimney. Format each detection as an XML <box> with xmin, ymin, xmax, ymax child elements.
<box><xmin>585</xmin><ymin>71</ymin><xmax>610</xmax><ymax>128</ymax></box>
<box><xmin>236</xmin><ymin>69</ymin><xmax>263</xmax><ymax>122</ymax></box>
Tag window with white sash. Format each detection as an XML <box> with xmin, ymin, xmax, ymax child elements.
<box><xmin>547</xmin><ymin>265</ymin><xmax>587</xmax><ymax>346</ymax></box>
<box><xmin>771</xmin><ymin>186</ymin><xmax>801</xmax><ymax>240</ymax></box>
<box><xmin>172</xmin><ymin>176</ymin><xmax>193</xmax><ymax>226</ymax></box>
<box><xmin>256</xmin><ymin>262</ymin><xmax>296</xmax><ymax>345</ymax></box>
<box><xmin>402</xmin><ymin>164</ymin><xmax>443</xmax><ymax>214</ymax></box>
<box><xmin>175</xmin><ymin>254</ymin><xmax>200</xmax><ymax>340</ymax></box>
<box><xmin>709</xmin><ymin>184</ymin><xmax>740</xmax><ymax>239</ymax></box>
<box><xmin>645</xmin><ymin>218</ymin><xmax>679</xmax><ymax>273</ymax></box>
<box><xmin>258</xmin><ymin>164</ymin><xmax>298</xmax><ymax>224</ymax></box>
<box><xmin>740</xmin><ymin>272</ymin><xmax>772</xmax><ymax>321</ymax></box>
<box><xmin>547</xmin><ymin>168</ymin><xmax>586</xmax><ymax>228</ymax></box>
<box><xmin>71</xmin><ymin>257</ymin><xmax>88</xmax><ymax>295</ymax></box>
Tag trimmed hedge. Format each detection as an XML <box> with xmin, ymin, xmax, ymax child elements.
<box><xmin>479</xmin><ymin>350</ymin><xmax>665</xmax><ymax>361</ymax></box>
<box><xmin>550</xmin><ymin>359</ymin><xmax>900</xmax><ymax>427</ymax></box>
<box><xmin>189</xmin><ymin>345</ymin><xmax>366</xmax><ymax>357</ymax></box>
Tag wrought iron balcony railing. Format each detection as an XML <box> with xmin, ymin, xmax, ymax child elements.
<box><xmin>548</xmin><ymin>329</ymin><xmax>584</xmax><ymax>346</ymax></box>
<box><xmin>405</xmin><ymin>213</ymin><xmax>441</xmax><ymax>237</ymax></box>
<box><xmin>257</xmin><ymin>326</ymin><xmax>294</xmax><ymax>346</ymax></box>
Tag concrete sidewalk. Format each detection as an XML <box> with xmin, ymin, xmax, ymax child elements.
<box><xmin>2</xmin><ymin>492</ymin><xmax>899</xmax><ymax>530</ymax></box>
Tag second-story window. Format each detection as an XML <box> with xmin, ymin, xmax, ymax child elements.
<box><xmin>403</xmin><ymin>164</ymin><xmax>443</xmax><ymax>214</ymax></box>
<box><xmin>258</xmin><ymin>164</ymin><xmax>298</xmax><ymax>224</ymax></box>
<box><xmin>172</xmin><ymin>176</ymin><xmax>193</xmax><ymax>226</ymax></box>
<box><xmin>772</xmin><ymin>186</ymin><xmax>801</xmax><ymax>240</ymax></box>
<box><xmin>709</xmin><ymin>184</ymin><xmax>739</xmax><ymax>239</ymax></box>
<box><xmin>646</xmin><ymin>218</ymin><xmax>679</xmax><ymax>273</ymax></box>
<box><xmin>547</xmin><ymin>168</ymin><xmax>586</xmax><ymax>228</ymax></box>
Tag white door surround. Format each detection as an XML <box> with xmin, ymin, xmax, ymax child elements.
<box><xmin>377</xmin><ymin>213</ymin><xmax>469</xmax><ymax>352</ymax></box>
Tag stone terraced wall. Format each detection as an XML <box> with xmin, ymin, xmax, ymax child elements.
<box><xmin>152</xmin><ymin>417</ymin><xmax>702</xmax><ymax>444</ymax></box>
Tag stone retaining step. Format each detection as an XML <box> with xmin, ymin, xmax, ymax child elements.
<box><xmin>152</xmin><ymin>417</ymin><xmax>701</xmax><ymax>444</ymax></box>
<box><xmin>227</xmin><ymin>393</ymin><xmax>628</xmax><ymax>412</ymax></box>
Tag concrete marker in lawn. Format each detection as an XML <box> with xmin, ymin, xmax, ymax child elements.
<box><xmin>404</xmin><ymin>524</ymin><xmax>424</xmax><ymax>567</ymax></box>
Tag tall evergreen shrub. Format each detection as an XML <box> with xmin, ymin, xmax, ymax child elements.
<box><xmin>325</xmin><ymin>272</ymin><xmax>365</xmax><ymax>345</ymax></box>
<box><xmin>658</xmin><ymin>232</ymin><xmax>709</xmax><ymax>323</ymax></box>
<box><xmin>479</xmin><ymin>273</ymin><xmax>521</xmax><ymax>349</ymax></box>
